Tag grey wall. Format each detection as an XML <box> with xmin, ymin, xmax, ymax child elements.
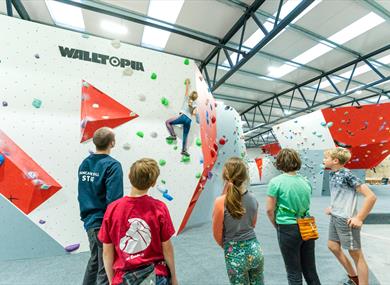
<box><xmin>297</xmin><ymin>150</ymin><xmax>325</xmax><ymax>197</ymax></box>
<box><xmin>0</xmin><ymin>195</ymin><xmax>65</xmax><ymax>261</ymax></box>
<box><xmin>186</xmin><ymin>103</ymin><xmax>246</xmax><ymax>227</ymax></box>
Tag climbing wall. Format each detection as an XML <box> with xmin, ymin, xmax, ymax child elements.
<box><xmin>0</xmin><ymin>15</ymin><xmax>217</xmax><ymax>256</ymax></box>
<box><xmin>273</xmin><ymin>103</ymin><xmax>390</xmax><ymax>169</ymax></box>
<box><xmin>247</xmin><ymin>147</ymin><xmax>280</xmax><ymax>185</ymax></box>
<box><xmin>186</xmin><ymin>102</ymin><xmax>246</xmax><ymax>227</ymax></box>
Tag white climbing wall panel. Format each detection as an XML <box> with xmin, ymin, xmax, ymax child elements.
<box><xmin>0</xmin><ymin>15</ymin><xmax>208</xmax><ymax>252</ymax></box>
<box><xmin>272</xmin><ymin>110</ymin><xmax>335</xmax><ymax>150</ymax></box>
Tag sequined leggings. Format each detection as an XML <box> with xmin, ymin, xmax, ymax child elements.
<box><xmin>224</xmin><ymin>238</ymin><xmax>265</xmax><ymax>285</ymax></box>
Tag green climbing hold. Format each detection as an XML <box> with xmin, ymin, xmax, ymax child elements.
<box><xmin>32</xmin><ymin>98</ymin><xmax>42</xmax><ymax>109</ymax></box>
<box><xmin>184</xmin><ymin>58</ymin><xmax>190</xmax><ymax>65</ymax></box>
<box><xmin>151</xmin><ymin>72</ymin><xmax>157</xmax><ymax>80</ymax></box>
<box><xmin>166</xmin><ymin>137</ymin><xmax>174</xmax><ymax>145</ymax></box>
<box><xmin>136</xmin><ymin>131</ymin><xmax>144</xmax><ymax>138</ymax></box>
<box><xmin>161</xmin><ymin>97</ymin><xmax>169</xmax><ymax>106</ymax></box>
<box><xmin>181</xmin><ymin>155</ymin><xmax>190</xmax><ymax>163</ymax></box>
<box><xmin>82</xmin><ymin>81</ymin><xmax>89</xmax><ymax>88</ymax></box>
<box><xmin>173</xmin><ymin>145</ymin><xmax>178</xmax><ymax>150</ymax></box>
<box><xmin>161</xmin><ymin>179</ymin><xmax>166</xmax><ymax>184</ymax></box>
<box><xmin>195</xmin><ymin>172</ymin><xmax>201</xmax><ymax>179</ymax></box>
<box><xmin>159</xmin><ymin>159</ymin><xmax>166</xmax><ymax>166</ymax></box>
<box><xmin>196</xmin><ymin>138</ymin><xmax>202</xmax><ymax>147</ymax></box>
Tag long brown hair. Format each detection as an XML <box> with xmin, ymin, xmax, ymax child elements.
<box><xmin>222</xmin><ymin>157</ymin><xmax>249</xmax><ymax>219</ymax></box>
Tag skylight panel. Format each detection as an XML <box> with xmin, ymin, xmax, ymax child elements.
<box><xmin>328</xmin><ymin>12</ymin><xmax>385</xmax><ymax>45</ymax></box>
<box><xmin>100</xmin><ymin>20</ymin><xmax>128</xmax><ymax>35</ymax></box>
<box><xmin>268</xmin><ymin>12</ymin><xmax>385</xmax><ymax>78</ymax></box>
<box><xmin>141</xmin><ymin>0</ymin><xmax>184</xmax><ymax>50</ymax></box>
<box><xmin>45</xmin><ymin>0</ymin><xmax>85</xmax><ymax>31</ymax></box>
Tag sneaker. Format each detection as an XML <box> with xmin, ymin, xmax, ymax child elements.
<box><xmin>166</xmin><ymin>136</ymin><xmax>177</xmax><ymax>140</ymax></box>
<box><xmin>181</xmin><ymin>150</ymin><xmax>190</xmax><ymax>156</ymax></box>
<box><xmin>341</xmin><ymin>279</ymin><xmax>357</xmax><ymax>285</ymax></box>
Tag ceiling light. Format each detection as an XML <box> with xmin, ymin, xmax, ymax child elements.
<box><xmin>268</xmin><ymin>12</ymin><xmax>384</xmax><ymax>78</ymax></box>
<box><xmin>355</xmin><ymin>90</ymin><xmax>362</xmax><ymax>95</ymax></box>
<box><xmin>141</xmin><ymin>0</ymin><xmax>184</xmax><ymax>50</ymax></box>
<box><xmin>45</xmin><ymin>0</ymin><xmax>85</xmax><ymax>31</ymax></box>
<box><xmin>100</xmin><ymin>20</ymin><xmax>128</xmax><ymax>35</ymax></box>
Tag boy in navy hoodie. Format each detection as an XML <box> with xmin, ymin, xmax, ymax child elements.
<box><xmin>78</xmin><ymin>127</ymin><xmax>124</xmax><ymax>285</ymax></box>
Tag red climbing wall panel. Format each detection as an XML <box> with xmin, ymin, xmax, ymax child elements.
<box><xmin>255</xmin><ymin>158</ymin><xmax>263</xmax><ymax>180</ymax></box>
<box><xmin>261</xmin><ymin>142</ymin><xmax>281</xmax><ymax>156</ymax></box>
<box><xmin>0</xmin><ymin>130</ymin><xmax>62</xmax><ymax>214</ymax></box>
<box><xmin>81</xmin><ymin>80</ymin><xmax>139</xmax><ymax>142</ymax></box>
<box><xmin>177</xmin><ymin>70</ymin><xmax>218</xmax><ymax>234</ymax></box>
<box><xmin>322</xmin><ymin>103</ymin><xmax>390</xmax><ymax>169</ymax></box>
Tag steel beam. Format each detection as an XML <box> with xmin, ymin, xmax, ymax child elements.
<box><xmin>218</xmin><ymin>0</ymin><xmax>390</xmax><ymax>71</ymax></box>
<box><xmin>206</xmin><ymin>0</ymin><xmax>314</xmax><ymax>92</ymax></box>
<box><xmin>240</xmin><ymin>44</ymin><xmax>390</xmax><ymax>117</ymax></box>
<box><xmin>54</xmin><ymin>0</ymin><xmax>245</xmax><ymax>54</ymax></box>
<box><xmin>6</xmin><ymin>0</ymin><xmax>12</xmax><ymax>16</ymax></box>
<box><xmin>199</xmin><ymin>0</ymin><xmax>266</xmax><ymax>70</ymax></box>
<box><xmin>11</xmin><ymin>0</ymin><xmax>30</xmax><ymax>20</ymax></box>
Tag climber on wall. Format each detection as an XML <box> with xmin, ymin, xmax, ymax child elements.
<box><xmin>165</xmin><ymin>78</ymin><xmax>198</xmax><ymax>157</ymax></box>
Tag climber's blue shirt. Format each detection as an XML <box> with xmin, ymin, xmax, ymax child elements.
<box><xmin>78</xmin><ymin>154</ymin><xmax>123</xmax><ymax>231</ymax></box>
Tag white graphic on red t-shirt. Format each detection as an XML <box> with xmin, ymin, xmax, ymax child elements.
<box><xmin>119</xmin><ymin>218</ymin><xmax>152</xmax><ymax>254</ymax></box>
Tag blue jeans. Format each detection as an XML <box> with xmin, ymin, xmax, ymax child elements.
<box><xmin>121</xmin><ymin>263</ymin><xmax>170</xmax><ymax>285</ymax></box>
<box><xmin>165</xmin><ymin>114</ymin><xmax>192</xmax><ymax>151</ymax></box>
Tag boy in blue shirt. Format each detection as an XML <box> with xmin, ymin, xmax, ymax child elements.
<box><xmin>78</xmin><ymin>127</ymin><xmax>124</xmax><ymax>285</ymax></box>
<box><xmin>323</xmin><ymin>147</ymin><xmax>376</xmax><ymax>285</ymax></box>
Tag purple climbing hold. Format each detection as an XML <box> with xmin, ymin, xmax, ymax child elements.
<box><xmin>2</xmin><ymin>101</ymin><xmax>8</xmax><ymax>107</ymax></box>
<box><xmin>65</xmin><ymin>243</ymin><xmax>80</xmax><ymax>252</ymax></box>
<box><xmin>39</xmin><ymin>219</ymin><xmax>46</xmax><ymax>224</ymax></box>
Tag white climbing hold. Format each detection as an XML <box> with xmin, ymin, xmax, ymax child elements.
<box><xmin>123</xmin><ymin>143</ymin><xmax>131</xmax><ymax>150</ymax></box>
<box><xmin>138</xmin><ymin>94</ymin><xmax>146</xmax><ymax>102</ymax></box>
<box><xmin>123</xmin><ymin>67</ymin><xmax>133</xmax><ymax>76</ymax></box>
<box><xmin>150</xmin><ymin>132</ymin><xmax>158</xmax><ymax>138</ymax></box>
<box><xmin>92</xmin><ymin>103</ymin><xmax>99</xmax><ymax>109</ymax></box>
<box><xmin>111</xmin><ymin>39</ymin><xmax>121</xmax><ymax>49</ymax></box>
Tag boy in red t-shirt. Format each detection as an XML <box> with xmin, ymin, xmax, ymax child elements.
<box><xmin>98</xmin><ymin>158</ymin><xmax>178</xmax><ymax>285</ymax></box>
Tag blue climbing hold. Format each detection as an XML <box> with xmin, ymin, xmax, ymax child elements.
<box><xmin>0</xmin><ymin>154</ymin><xmax>4</xmax><ymax>166</ymax></box>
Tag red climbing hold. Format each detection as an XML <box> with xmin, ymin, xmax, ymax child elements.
<box><xmin>210</xmin><ymin>149</ymin><xmax>217</xmax><ymax>158</ymax></box>
<box><xmin>219</xmin><ymin>137</ymin><xmax>226</xmax><ymax>145</ymax></box>
<box><xmin>211</xmin><ymin>116</ymin><xmax>216</xmax><ymax>124</ymax></box>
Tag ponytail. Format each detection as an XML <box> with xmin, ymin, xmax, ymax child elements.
<box><xmin>225</xmin><ymin>181</ymin><xmax>246</xmax><ymax>219</ymax></box>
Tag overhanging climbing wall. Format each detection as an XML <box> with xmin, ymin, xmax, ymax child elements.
<box><xmin>0</xmin><ymin>15</ymin><xmax>217</xmax><ymax>255</ymax></box>
<box><xmin>187</xmin><ymin>102</ymin><xmax>246</xmax><ymax>227</ymax></box>
<box><xmin>273</xmin><ymin>103</ymin><xmax>390</xmax><ymax>169</ymax></box>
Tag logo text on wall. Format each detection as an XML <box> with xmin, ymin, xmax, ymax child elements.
<box><xmin>58</xmin><ymin>46</ymin><xmax>144</xmax><ymax>71</ymax></box>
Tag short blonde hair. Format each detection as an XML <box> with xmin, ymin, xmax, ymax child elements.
<box><xmin>325</xmin><ymin>147</ymin><xmax>351</xmax><ymax>165</ymax></box>
<box><xmin>129</xmin><ymin>158</ymin><xmax>160</xmax><ymax>190</ymax></box>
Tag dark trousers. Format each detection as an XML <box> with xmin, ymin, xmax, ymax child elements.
<box><xmin>277</xmin><ymin>224</ymin><xmax>321</xmax><ymax>285</ymax></box>
<box><xmin>83</xmin><ymin>227</ymin><xmax>109</xmax><ymax>285</ymax></box>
